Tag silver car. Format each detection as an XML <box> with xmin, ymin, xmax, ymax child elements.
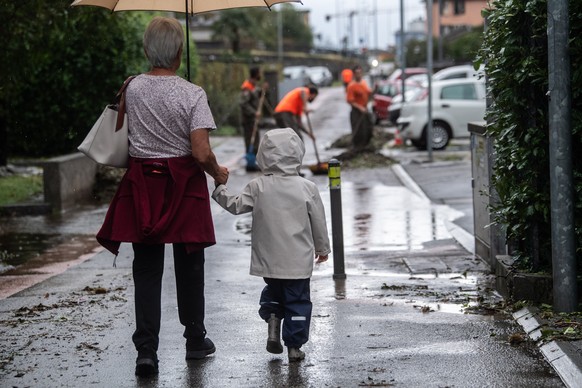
<box><xmin>396</xmin><ymin>78</ymin><xmax>486</xmax><ymax>150</ymax></box>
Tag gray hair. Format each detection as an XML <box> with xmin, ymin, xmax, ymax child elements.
<box><xmin>143</xmin><ymin>17</ymin><xmax>184</xmax><ymax>69</ymax></box>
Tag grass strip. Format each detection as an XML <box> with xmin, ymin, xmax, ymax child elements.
<box><xmin>0</xmin><ymin>175</ymin><xmax>43</xmax><ymax>206</ymax></box>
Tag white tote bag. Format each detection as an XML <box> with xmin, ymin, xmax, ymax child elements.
<box><xmin>78</xmin><ymin>76</ymin><xmax>135</xmax><ymax>168</ymax></box>
<box><xmin>78</xmin><ymin>105</ymin><xmax>129</xmax><ymax>168</ymax></box>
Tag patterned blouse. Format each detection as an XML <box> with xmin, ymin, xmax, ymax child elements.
<box><xmin>125</xmin><ymin>74</ymin><xmax>216</xmax><ymax>158</ymax></box>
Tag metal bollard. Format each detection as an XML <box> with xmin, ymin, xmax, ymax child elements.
<box><xmin>328</xmin><ymin>158</ymin><xmax>346</xmax><ymax>279</ymax></box>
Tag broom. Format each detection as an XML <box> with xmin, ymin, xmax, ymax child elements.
<box><xmin>305</xmin><ymin>112</ymin><xmax>328</xmax><ymax>175</ymax></box>
<box><xmin>245</xmin><ymin>89</ymin><xmax>266</xmax><ymax>170</ymax></box>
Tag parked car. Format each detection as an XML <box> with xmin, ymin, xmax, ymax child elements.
<box><xmin>389</xmin><ymin>65</ymin><xmax>485</xmax><ymax>125</ymax></box>
<box><xmin>306</xmin><ymin>66</ymin><xmax>333</xmax><ymax>87</ymax></box>
<box><xmin>283</xmin><ymin>66</ymin><xmax>309</xmax><ymax>81</ymax></box>
<box><xmin>387</xmin><ymin>67</ymin><xmax>428</xmax><ymax>82</ymax></box>
<box><xmin>371</xmin><ymin>80</ymin><xmax>422</xmax><ymax>124</ymax></box>
<box><xmin>396</xmin><ymin>78</ymin><xmax>486</xmax><ymax>150</ymax></box>
<box><xmin>432</xmin><ymin>64</ymin><xmax>485</xmax><ymax>81</ymax></box>
<box><xmin>387</xmin><ymin>86</ymin><xmax>425</xmax><ymax>124</ymax></box>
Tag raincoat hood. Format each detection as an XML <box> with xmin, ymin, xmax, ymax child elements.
<box><xmin>256</xmin><ymin>128</ymin><xmax>304</xmax><ymax>175</ymax></box>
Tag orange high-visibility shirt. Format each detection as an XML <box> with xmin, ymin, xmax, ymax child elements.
<box><xmin>275</xmin><ymin>87</ymin><xmax>308</xmax><ymax>116</ymax></box>
<box><xmin>346</xmin><ymin>80</ymin><xmax>372</xmax><ymax>108</ymax></box>
<box><xmin>241</xmin><ymin>80</ymin><xmax>255</xmax><ymax>91</ymax></box>
<box><xmin>341</xmin><ymin>68</ymin><xmax>353</xmax><ymax>84</ymax></box>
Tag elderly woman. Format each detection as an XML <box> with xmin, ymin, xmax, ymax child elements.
<box><xmin>96</xmin><ymin>17</ymin><xmax>228</xmax><ymax>377</ymax></box>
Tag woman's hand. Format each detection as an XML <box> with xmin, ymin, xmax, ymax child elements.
<box><xmin>315</xmin><ymin>254</ymin><xmax>328</xmax><ymax>263</ymax></box>
<box><xmin>214</xmin><ymin>166</ymin><xmax>229</xmax><ymax>186</ymax></box>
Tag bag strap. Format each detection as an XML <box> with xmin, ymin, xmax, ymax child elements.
<box><xmin>115</xmin><ymin>75</ymin><xmax>137</xmax><ymax>131</ymax></box>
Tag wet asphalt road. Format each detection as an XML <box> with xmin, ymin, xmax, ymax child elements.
<box><xmin>0</xmin><ymin>86</ymin><xmax>563</xmax><ymax>387</ymax></box>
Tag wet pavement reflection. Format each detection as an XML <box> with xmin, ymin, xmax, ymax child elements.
<box><xmin>0</xmin><ymin>87</ymin><xmax>565</xmax><ymax>387</ymax></box>
<box><xmin>330</xmin><ymin>182</ymin><xmax>463</xmax><ymax>252</ymax></box>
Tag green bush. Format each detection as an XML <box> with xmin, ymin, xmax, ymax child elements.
<box><xmin>476</xmin><ymin>0</ymin><xmax>582</xmax><ymax>272</ymax></box>
<box><xmin>195</xmin><ymin>62</ymin><xmax>248</xmax><ymax>131</ymax></box>
<box><xmin>2</xmin><ymin>2</ymin><xmax>153</xmax><ymax>158</ymax></box>
<box><xmin>1</xmin><ymin>3</ymin><xmax>201</xmax><ymax>159</ymax></box>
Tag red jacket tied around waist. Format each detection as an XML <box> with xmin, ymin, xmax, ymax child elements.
<box><xmin>97</xmin><ymin>155</ymin><xmax>216</xmax><ymax>255</ymax></box>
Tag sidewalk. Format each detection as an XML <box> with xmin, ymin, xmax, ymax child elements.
<box><xmin>0</xmin><ymin>141</ymin><xmax>565</xmax><ymax>387</ymax></box>
<box><xmin>0</xmin><ymin>86</ymin><xmax>578</xmax><ymax>386</ymax></box>
<box><xmin>392</xmin><ymin>147</ymin><xmax>582</xmax><ymax>388</ymax></box>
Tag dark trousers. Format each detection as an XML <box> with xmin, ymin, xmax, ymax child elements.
<box><xmin>242</xmin><ymin>115</ymin><xmax>260</xmax><ymax>154</ymax></box>
<box><xmin>259</xmin><ymin>278</ymin><xmax>312</xmax><ymax>348</ymax></box>
<box><xmin>350</xmin><ymin>108</ymin><xmax>373</xmax><ymax>149</ymax></box>
<box><xmin>132</xmin><ymin>243</ymin><xmax>206</xmax><ymax>357</ymax></box>
<box><xmin>274</xmin><ymin>111</ymin><xmax>303</xmax><ymax>140</ymax></box>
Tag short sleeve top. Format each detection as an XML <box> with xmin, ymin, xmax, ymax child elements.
<box><xmin>274</xmin><ymin>87</ymin><xmax>307</xmax><ymax>116</ymax></box>
<box><xmin>346</xmin><ymin>80</ymin><xmax>372</xmax><ymax>107</ymax></box>
<box><xmin>126</xmin><ymin>74</ymin><xmax>216</xmax><ymax>158</ymax></box>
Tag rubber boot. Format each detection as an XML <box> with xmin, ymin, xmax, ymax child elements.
<box><xmin>288</xmin><ymin>347</ymin><xmax>305</xmax><ymax>362</ymax></box>
<box><xmin>266</xmin><ymin>313</ymin><xmax>283</xmax><ymax>354</ymax></box>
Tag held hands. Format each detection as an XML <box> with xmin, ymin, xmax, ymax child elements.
<box><xmin>215</xmin><ymin>165</ymin><xmax>229</xmax><ymax>186</ymax></box>
<box><xmin>315</xmin><ymin>254</ymin><xmax>329</xmax><ymax>264</ymax></box>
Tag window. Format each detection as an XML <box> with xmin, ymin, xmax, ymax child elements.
<box><xmin>455</xmin><ymin>0</ymin><xmax>465</xmax><ymax>14</ymax></box>
<box><xmin>440</xmin><ymin>73</ymin><xmax>468</xmax><ymax>80</ymax></box>
<box><xmin>441</xmin><ymin>84</ymin><xmax>477</xmax><ymax>100</ymax></box>
<box><xmin>441</xmin><ymin>0</ymin><xmax>465</xmax><ymax>16</ymax></box>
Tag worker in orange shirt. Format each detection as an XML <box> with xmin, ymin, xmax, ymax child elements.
<box><xmin>341</xmin><ymin>68</ymin><xmax>353</xmax><ymax>90</ymax></box>
<box><xmin>274</xmin><ymin>85</ymin><xmax>318</xmax><ymax>141</ymax></box>
<box><xmin>240</xmin><ymin>67</ymin><xmax>268</xmax><ymax>171</ymax></box>
<box><xmin>346</xmin><ymin>65</ymin><xmax>373</xmax><ymax>150</ymax></box>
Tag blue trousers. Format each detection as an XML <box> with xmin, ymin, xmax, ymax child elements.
<box><xmin>259</xmin><ymin>278</ymin><xmax>312</xmax><ymax>348</ymax></box>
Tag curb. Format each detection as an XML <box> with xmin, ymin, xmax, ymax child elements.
<box><xmin>513</xmin><ymin>307</ymin><xmax>582</xmax><ymax>388</ymax></box>
<box><xmin>391</xmin><ymin>164</ymin><xmax>430</xmax><ymax>202</ymax></box>
<box><xmin>394</xmin><ymin>162</ymin><xmax>582</xmax><ymax>387</ymax></box>
<box><xmin>392</xmin><ymin>163</ymin><xmax>475</xmax><ymax>255</ymax></box>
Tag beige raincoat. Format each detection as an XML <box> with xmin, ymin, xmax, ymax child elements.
<box><xmin>212</xmin><ymin>128</ymin><xmax>331</xmax><ymax>279</ymax></box>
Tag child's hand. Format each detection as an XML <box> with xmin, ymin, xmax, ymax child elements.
<box><xmin>315</xmin><ymin>254</ymin><xmax>328</xmax><ymax>263</ymax></box>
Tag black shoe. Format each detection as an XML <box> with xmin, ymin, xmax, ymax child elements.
<box><xmin>186</xmin><ymin>337</ymin><xmax>216</xmax><ymax>360</ymax></box>
<box><xmin>135</xmin><ymin>357</ymin><xmax>158</xmax><ymax>376</ymax></box>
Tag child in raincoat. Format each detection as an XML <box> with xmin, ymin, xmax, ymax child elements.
<box><xmin>212</xmin><ymin>127</ymin><xmax>331</xmax><ymax>362</ymax></box>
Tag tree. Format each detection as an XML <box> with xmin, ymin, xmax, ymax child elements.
<box><xmin>211</xmin><ymin>5</ymin><xmax>313</xmax><ymax>54</ymax></box>
<box><xmin>404</xmin><ymin>27</ymin><xmax>483</xmax><ymax>67</ymax></box>
<box><xmin>211</xmin><ymin>10</ymin><xmax>255</xmax><ymax>53</ymax></box>
<box><xmin>0</xmin><ymin>1</ymin><xmax>153</xmax><ymax>160</ymax></box>
<box><xmin>262</xmin><ymin>4</ymin><xmax>313</xmax><ymax>51</ymax></box>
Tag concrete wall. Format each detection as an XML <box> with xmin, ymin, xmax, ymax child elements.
<box><xmin>42</xmin><ymin>153</ymin><xmax>97</xmax><ymax>212</ymax></box>
<box><xmin>469</xmin><ymin>121</ymin><xmax>506</xmax><ymax>269</ymax></box>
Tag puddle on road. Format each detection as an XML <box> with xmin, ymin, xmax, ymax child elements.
<box><xmin>323</xmin><ymin>182</ymin><xmax>464</xmax><ymax>252</ymax></box>
<box><xmin>0</xmin><ymin>206</ymin><xmax>106</xmax><ymax>274</ymax></box>
<box><xmin>233</xmin><ymin>182</ymin><xmax>464</xmax><ymax>253</ymax></box>
<box><xmin>0</xmin><ymin>233</ymin><xmax>62</xmax><ymax>271</ymax></box>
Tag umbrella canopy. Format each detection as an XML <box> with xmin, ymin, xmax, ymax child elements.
<box><xmin>71</xmin><ymin>0</ymin><xmax>301</xmax><ymax>14</ymax></box>
<box><xmin>71</xmin><ymin>0</ymin><xmax>302</xmax><ymax>80</ymax></box>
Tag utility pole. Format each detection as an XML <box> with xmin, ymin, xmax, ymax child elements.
<box><xmin>374</xmin><ymin>0</ymin><xmax>378</xmax><ymax>50</ymax></box>
<box><xmin>426</xmin><ymin>0</ymin><xmax>433</xmax><ymax>161</ymax></box>
<box><xmin>277</xmin><ymin>8</ymin><xmax>283</xmax><ymax>64</ymax></box>
<box><xmin>326</xmin><ymin>10</ymin><xmax>359</xmax><ymax>51</ymax></box>
<box><xmin>437</xmin><ymin>0</ymin><xmax>443</xmax><ymax>63</ymax></box>
<box><xmin>400</xmin><ymin>0</ymin><xmax>406</xmax><ymax>102</ymax></box>
<box><xmin>548</xmin><ymin>0</ymin><xmax>577</xmax><ymax>312</ymax></box>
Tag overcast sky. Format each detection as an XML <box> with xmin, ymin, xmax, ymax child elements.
<box><xmin>293</xmin><ymin>0</ymin><xmax>426</xmax><ymax>50</ymax></box>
